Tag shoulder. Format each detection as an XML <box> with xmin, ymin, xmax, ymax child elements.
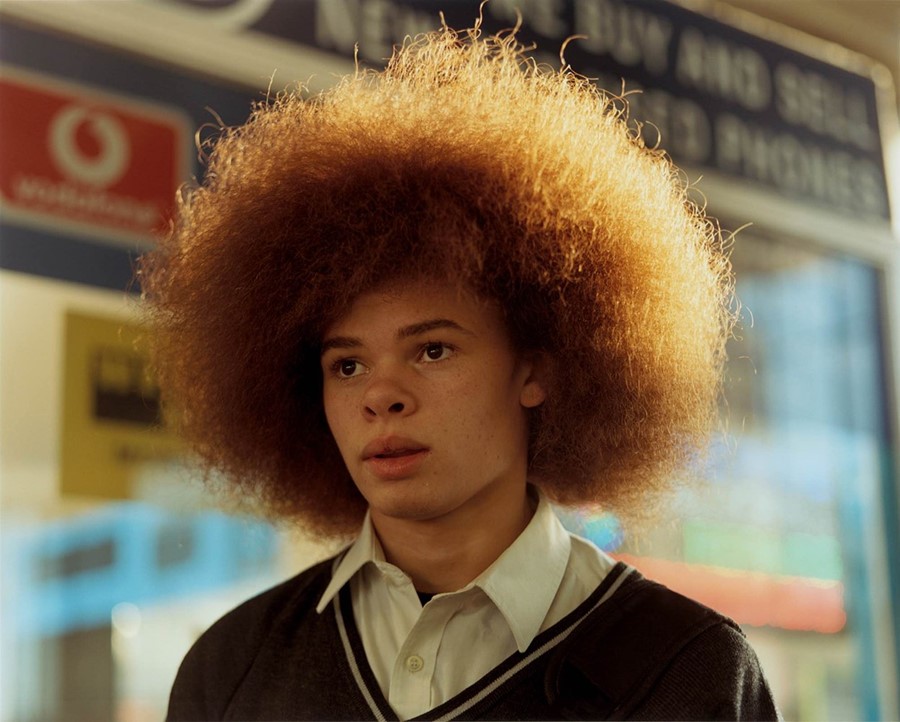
<box><xmin>634</xmin><ymin>616</ymin><xmax>780</xmax><ymax>720</ymax></box>
<box><xmin>166</xmin><ymin>555</ymin><xmax>337</xmax><ymax>721</ymax></box>
<box><xmin>614</xmin><ymin>571</ymin><xmax>780</xmax><ymax>720</ymax></box>
<box><xmin>552</xmin><ymin>566</ymin><xmax>780</xmax><ymax>720</ymax></box>
<box><xmin>184</xmin><ymin>555</ymin><xmax>334</xmax><ymax>659</ymax></box>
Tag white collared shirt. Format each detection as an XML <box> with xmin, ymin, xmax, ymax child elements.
<box><xmin>316</xmin><ymin>491</ymin><xmax>615</xmax><ymax>720</ymax></box>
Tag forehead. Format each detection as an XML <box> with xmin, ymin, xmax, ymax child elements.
<box><xmin>324</xmin><ymin>279</ymin><xmax>507</xmax><ymax>338</ymax></box>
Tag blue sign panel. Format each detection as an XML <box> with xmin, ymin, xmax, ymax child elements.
<box><xmin>8</xmin><ymin>505</ymin><xmax>277</xmax><ymax>636</ymax></box>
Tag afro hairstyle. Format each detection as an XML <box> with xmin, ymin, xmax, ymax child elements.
<box><xmin>139</xmin><ymin>23</ymin><xmax>734</xmax><ymax>538</ymax></box>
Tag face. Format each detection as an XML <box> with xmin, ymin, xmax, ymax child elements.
<box><xmin>320</xmin><ymin>280</ymin><xmax>546</xmax><ymax>527</ymax></box>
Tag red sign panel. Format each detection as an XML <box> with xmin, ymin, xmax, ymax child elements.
<box><xmin>0</xmin><ymin>67</ymin><xmax>188</xmax><ymax>241</ymax></box>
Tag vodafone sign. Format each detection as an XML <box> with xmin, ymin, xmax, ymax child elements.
<box><xmin>0</xmin><ymin>67</ymin><xmax>189</xmax><ymax>242</ymax></box>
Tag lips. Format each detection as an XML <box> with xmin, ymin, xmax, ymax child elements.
<box><xmin>362</xmin><ymin>437</ymin><xmax>430</xmax><ymax>480</ymax></box>
<box><xmin>374</xmin><ymin>449</ymin><xmax>421</xmax><ymax>458</ymax></box>
<box><xmin>362</xmin><ymin>436</ymin><xmax>429</xmax><ymax>461</ymax></box>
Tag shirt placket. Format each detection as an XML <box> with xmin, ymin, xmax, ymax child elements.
<box><xmin>388</xmin><ymin>597</ymin><xmax>460</xmax><ymax>719</ymax></box>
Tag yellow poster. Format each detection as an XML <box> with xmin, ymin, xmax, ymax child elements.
<box><xmin>60</xmin><ymin>310</ymin><xmax>183</xmax><ymax>498</ymax></box>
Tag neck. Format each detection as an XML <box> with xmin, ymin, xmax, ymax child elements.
<box><xmin>370</xmin><ymin>483</ymin><xmax>534</xmax><ymax>594</ymax></box>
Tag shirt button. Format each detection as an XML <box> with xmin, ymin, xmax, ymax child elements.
<box><xmin>406</xmin><ymin>655</ymin><xmax>424</xmax><ymax>673</ymax></box>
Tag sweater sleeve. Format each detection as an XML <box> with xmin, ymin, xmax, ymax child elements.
<box><xmin>629</xmin><ymin>621</ymin><xmax>781</xmax><ymax>721</ymax></box>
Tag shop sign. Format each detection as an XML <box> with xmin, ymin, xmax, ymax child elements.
<box><xmin>0</xmin><ymin>66</ymin><xmax>188</xmax><ymax>242</ymax></box>
<box><xmin>157</xmin><ymin>0</ymin><xmax>891</xmax><ymax>221</ymax></box>
<box><xmin>60</xmin><ymin>311</ymin><xmax>184</xmax><ymax>499</ymax></box>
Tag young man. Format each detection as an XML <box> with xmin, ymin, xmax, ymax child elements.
<box><xmin>144</xmin><ymin>21</ymin><xmax>779</xmax><ymax>721</ymax></box>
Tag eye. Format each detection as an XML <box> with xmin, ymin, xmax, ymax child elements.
<box><xmin>333</xmin><ymin>358</ymin><xmax>366</xmax><ymax>378</ymax></box>
<box><xmin>420</xmin><ymin>342</ymin><xmax>453</xmax><ymax>363</ymax></box>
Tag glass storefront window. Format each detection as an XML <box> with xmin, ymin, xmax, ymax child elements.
<box><xmin>2</xmin><ymin>238</ymin><xmax>897</xmax><ymax>720</ymax></box>
<box><xmin>565</xmin><ymin>233</ymin><xmax>896</xmax><ymax>720</ymax></box>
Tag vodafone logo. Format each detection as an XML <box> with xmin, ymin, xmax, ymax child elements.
<box><xmin>0</xmin><ymin>67</ymin><xmax>188</xmax><ymax>240</ymax></box>
<box><xmin>49</xmin><ymin>106</ymin><xmax>131</xmax><ymax>188</ymax></box>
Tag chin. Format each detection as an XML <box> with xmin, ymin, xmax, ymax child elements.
<box><xmin>371</xmin><ymin>497</ymin><xmax>450</xmax><ymax>523</ymax></box>
<box><xmin>362</xmin><ymin>482</ymin><xmax>456</xmax><ymax>523</ymax></box>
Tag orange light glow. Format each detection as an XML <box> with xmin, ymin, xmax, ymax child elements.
<box><xmin>614</xmin><ymin>554</ymin><xmax>847</xmax><ymax>633</ymax></box>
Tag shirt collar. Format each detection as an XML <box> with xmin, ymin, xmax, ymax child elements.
<box><xmin>473</xmin><ymin>491</ymin><xmax>571</xmax><ymax>652</ymax></box>
<box><xmin>315</xmin><ymin>489</ymin><xmax>572</xmax><ymax>653</ymax></box>
<box><xmin>315</xmin><ymin>511</ymin><xmax>384</xmax><ymax>614</ymax></box>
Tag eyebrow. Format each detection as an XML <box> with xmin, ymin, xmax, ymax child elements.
<box><xmin>320</xmin><ymin>318</ymin><xmax>474</xmax><ymax>355</ymax></box>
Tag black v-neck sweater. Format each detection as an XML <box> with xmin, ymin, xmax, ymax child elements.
<box><xmin>167</xmin><ymin>560</ymin><xmax>779</xmax><ymax>721</ymax></box>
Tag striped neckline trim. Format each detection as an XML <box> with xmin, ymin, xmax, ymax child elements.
<box><xmin>333</xmin><ymin>562</ymin><xmax>634</xmax><ymax>721</ymax></box>
<box><xmin>334</xmin><ymin>587</ymin><xmax>396</xmax><ymax>721</ymax></box>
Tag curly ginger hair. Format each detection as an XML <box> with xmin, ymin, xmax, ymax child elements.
<box><xmin>140</xmin><ymin>24</ymin><xmax>734</xmax><ymax>538</ymax></box>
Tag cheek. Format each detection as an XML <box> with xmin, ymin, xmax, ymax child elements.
<box><xmin>450</xmin><ymin>372</ymin><xmax>523</xmax><ymax>438</ymax></box>
<box><xmin>322</xmin><ymin>388</ymin><xmax>350</xmax><ymax>443</ymax></box>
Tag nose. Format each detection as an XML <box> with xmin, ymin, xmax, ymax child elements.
<box><xmin>361</xmin><ymin>372</ymin><xmax>417</xmax><ymax>419</ymax></box>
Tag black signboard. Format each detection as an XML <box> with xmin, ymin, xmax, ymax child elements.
<box><xmin>169</xmin><ymin>0</ymin><xmax>891</xmax><ymax>221</ymax></box>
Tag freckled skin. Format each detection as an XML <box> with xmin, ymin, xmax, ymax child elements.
<box><xmin>321</xmin><ymin>281</ymin><xmax>546</xmax><ymax>543</ymax></box>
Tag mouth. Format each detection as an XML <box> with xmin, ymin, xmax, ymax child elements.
<box><xmin>372</xmin><ymin>448</ymin><xmax>425</xmax><ymax>459</ymax></box>
<box><xmin>362</xmin><ymin>437</ymin><xmax>429</xmax><ymax>461</ymax></box>
<box><xmin>362</xmin><ymin>438</ymin><xmax>430</xmax><ymax>480</ymax></box>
